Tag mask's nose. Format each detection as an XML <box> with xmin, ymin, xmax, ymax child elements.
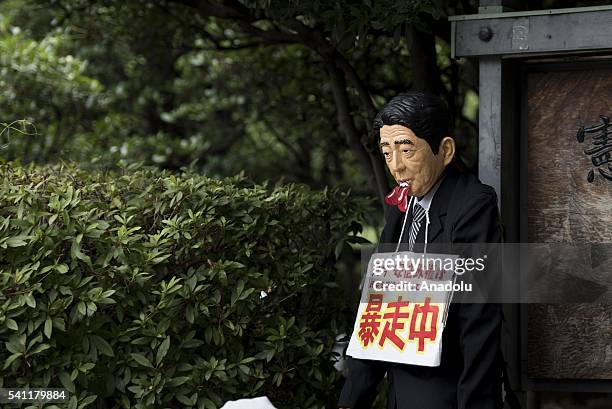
<box><xmin>388</xmin><ymin>151</ymin><xmax>406</xmax><ymax>178</ymax></box>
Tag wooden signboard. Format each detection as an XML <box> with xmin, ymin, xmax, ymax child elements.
<box><xmin>526</xmin><ymin>64</ymin><xmax>612</xmax><ymax>379</ymax></box>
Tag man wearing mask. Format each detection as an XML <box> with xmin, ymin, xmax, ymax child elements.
<box><xmin>338</xmin><ymin>91</ymin><xmax>503</xmax><ymax>409</ymax></box>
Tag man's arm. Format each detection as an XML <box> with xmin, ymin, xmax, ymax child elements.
<box><xmin>338</xmin><ymin>357</ymin><xmax>386</xmax><ymax>409</ymax></box>
<box><xmin>452</xmin><ymin>188</ymin><xmax>503</xmax><ymax>409</ymax></box>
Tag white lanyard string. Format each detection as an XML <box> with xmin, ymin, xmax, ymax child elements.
<box><xmin>392</xmin><ymin>196</ymin><xmax>454</xmax><ymax>329</ymax></box>
<box><xmin>394</xmin><ymin>196</ymin><xmax>414</xmax><ymax>252</ymax></box>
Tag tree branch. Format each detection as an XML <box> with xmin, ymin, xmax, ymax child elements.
<box><xmin>169</xmin><ymin>0</ymin><xmax>302</xmax><ymax>44</ymax></box>
<box><xmin>333</xmin><ymin>52</ymin><xmax>376</xmax><ymax>121</ymax></box>
<box><xmin>323</xmin><ymin>58</ymin><xmax>388</xmax><ymax>208</ymax></box>
<box><xmin>166</xmin><ymin>0</ymin><xmax>389</xmax><ymax>205</ymax></box>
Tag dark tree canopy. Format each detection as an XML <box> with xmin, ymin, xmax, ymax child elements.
<box><xmin>2</xmin><ymin>0</ymin><xmax>600</xmax><ymax>207</ymax></box>
<box><xmin>0</xmin><ymin>1</ymin><xmax>479</xmax><ymax>205</ymax></box>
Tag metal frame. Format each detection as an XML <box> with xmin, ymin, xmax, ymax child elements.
<box><xmin>499</xmin><ymin>56</ymin><xmax>522</xmax><ymax>398</ymax></box>
<box><xmin>474</xmin><ymin>7</ymin><xmax>525</xmax><ymax>401</ymax></box>
<box><xmin>452</xmin><ymin>5</ymin><xmax>612</xmax><ymax>21</ymax></box>
<box><xmin>478</xmin><ymin>56</ymin><xmax>502</xmax><ymax>198</ymax></box>
<box><xmin>450</xmin><ymin>6</ymin><xmax>612</xmax><ymax>58</ymax></box>
<box><xmin>452</xmin><ymin>2</ymin><xmax>612</xmax><ymax>404</ymax></box>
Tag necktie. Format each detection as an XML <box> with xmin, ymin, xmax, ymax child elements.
<box><xmin>408</xmin><ymin>203</ymin><xmax>426</xmax><ymax>251</ymax></box>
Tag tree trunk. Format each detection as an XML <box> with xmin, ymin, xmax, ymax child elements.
<box><xmin>409</xmin><ymin>23</ymin><xmax>443</xmax><ymax>94</ymax></box>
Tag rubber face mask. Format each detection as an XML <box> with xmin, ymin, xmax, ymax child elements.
<box><xmin>380</xmin><ymin>125</ymin><xmax>447</xmax><ymax>211</ymax></box>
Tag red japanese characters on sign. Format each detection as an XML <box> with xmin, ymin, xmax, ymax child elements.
<box><xmin>357</xmin><ymin>293</ymin><xmax>383</xmax><ymax>347</ymax></box>
<box><xmin>358</xmin><ymin>294</ymin><xmax>439</xmax><ymax>352</ymax></box>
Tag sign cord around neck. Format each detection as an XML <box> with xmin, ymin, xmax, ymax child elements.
<box><xmin>395</xmin><ymin>196</ymin><xmax>414</xmax><ymax>253</ymax></box>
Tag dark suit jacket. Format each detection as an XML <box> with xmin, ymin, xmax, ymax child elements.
<box><xmin>338</xmin><ymin>165</ymin><xmax>503</xmax><ymax>409</ymax></box>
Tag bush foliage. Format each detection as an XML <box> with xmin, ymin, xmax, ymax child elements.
<box><xmin>0</xmin><ymin>163</ymin><xmax>370</xmax><ymax>409</ymax></box>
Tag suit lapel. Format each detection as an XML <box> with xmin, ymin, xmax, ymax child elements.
<box><xmin>418</xmin><ymin>167</ymin><xmax>460</xmax><ymax>244</ymax></box>
<box><xmin>380</xmin><ymin>205</ymin><xmax>403</xmax><ymax>244</ymax></box>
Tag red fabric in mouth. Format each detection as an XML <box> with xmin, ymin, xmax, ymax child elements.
<box><xmin>385</xmin><ymin>185</ymin><xmax>411</xmax><ymax>212</ymax></box>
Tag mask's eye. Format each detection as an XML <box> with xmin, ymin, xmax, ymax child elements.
<box><xmin>402</xmin><ymin>148</ymin><xmax>416</xmax><ymax>158</ymax></box>
<box><xmin>383</xmin><ymin>151</ymin><xmax>392</xmax><ymax>159</ymax></box>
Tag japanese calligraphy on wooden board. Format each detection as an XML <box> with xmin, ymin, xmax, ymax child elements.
<box><xmin>576</xmin><ymin>115</ymin><xmax>612</xmax><ymax>183</ymax></box>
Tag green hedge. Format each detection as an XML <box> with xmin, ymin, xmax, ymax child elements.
<box><xmin>0</xmin><ymin>163</ymin><xmax>370</xmax><ymax>409</ymax></box>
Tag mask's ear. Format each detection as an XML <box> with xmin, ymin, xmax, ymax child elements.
<box><xmin>439</xmin><ymin>137</ymin><xmax>455</xmax><ymax>166</ymax></box>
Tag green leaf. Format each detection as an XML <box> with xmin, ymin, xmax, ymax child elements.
<box><xmin>53</xmin><ymin>317</ymin><xmax>66</xmax><ymax>331</ymax></box>
<box><xmin>203</xmin><ymin>398</ymin><xmax>216</xmax><ymax>409</ymax></box>
<box><xmin>6</xmin><ymin>236</ymin><xmax>28</xmax><ymax>247</ymax></box>
<box><xmin>59</xmin><ymin>371</ymin><xmax>76</xmax><ymax>393</ymax></box>
<box><xmin>177</xmin><ymin>393</ymin><xmax>197</xmax><ymax>406</ymax></box>
<box><xmin>156</xmin><ymin>336</ymin><xmax>170</xmax><ymax>365</ymax></box>
<box><xmin>77</xmin><ymin>301</ymin><xmax>86</xmax><ymax>316</ymax></box>
<box><xmin>166</xmin><ymin>376</ymin><xmax>190</xmax><ymax>387</ymax></box>
<box><xmin>91</xmin><ymin>335</ymin><xmax>114</xmax><ymax>357</ymax></box>
<box><xmin>55</xmin><ymin>264</ymin><xmax>69</xmax><ymax>274</ymax></box>
<box><xmin>301</xmin><ymin>263</ymin><xmax>314</xmax><ymax>273</ymax></box>
<box><xmin>78</xmin><ymin>394</ymin><xmax>97</xmax><ymax>408</ymax></box>
<box><xmin>3</xmin><ymin>353</ymin><xmax>21</xmax><ymax>369</ymax></box>
<box><xmin>177</xmin><ymin>394</ymin><xmax>192</xmax><ymax>406</ymax></box>
<box><xmin>185</xmin><ymin>305</ymin><xmax>194</xmax><ymax>324</ymax></box>
<box><xmin>86</xmin><ymin>301</ymin><xmax>97</xmax><ymax>315</ymax></box>
<box><xmin>6</xmin><ymin>340</ymin><xmax>21</xmax><ymax>355</ymax></box>
<box><xmin>79</xmin><ymin>362</ymin><xmax>95</xmax><ymax>372</ymax></box>
<box><xmin>130</xmin><ymin>353</ymin><xmax>153</xmax><ymax>368</ymax></box>
<box><xmin>71</xmin><ymin>239</ymin><xmax>92</xmax><ymax>265</ymax></box>
<box><xmin>157</xmin><ymin>317</ymin><xmax>171</xmax><ymax>333</ymax></box>
<box><xmin>5</xmin><ymin>319</ymin><xmax>18</xmax><ymax>331</ymax></box>
<box><xmin>44</xmin><ymin>317</ymin><xmax>53</xmax><ymax>338</ymax></box>
<box><xmin>25</xmin><ymin>293</ymin><xmax>36</xmax><ymax>308</ymax></box>
<box><xmin>29</xmin><ymin>343</ymin><xmax>51</xmax><ymax>355</ymax></box>
<box><xmin>238</xmin><ymin>287</ymin><xmax>255</xmax><ymax>301</ymax></box>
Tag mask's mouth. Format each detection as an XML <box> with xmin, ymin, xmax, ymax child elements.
<box><xmin>399</xmin><ymin>180</ymin><xmax>411</xmax><ymax>188</ymax></box>
<box><xmin>385</xmin><ymin>182</ymin><xmax>412</xmax><ymax>212</ymax></box>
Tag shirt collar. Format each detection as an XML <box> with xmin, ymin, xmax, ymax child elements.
<box><xmin>415</xmin><ymin>174</ymin><xmax>444</xmax><ymax>211</ymax></box>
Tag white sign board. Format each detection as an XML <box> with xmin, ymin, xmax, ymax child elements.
<box><xmin>346</xmin><ymin>251</ymin><xmax>458</xmax><ymax>367</ymax></box>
